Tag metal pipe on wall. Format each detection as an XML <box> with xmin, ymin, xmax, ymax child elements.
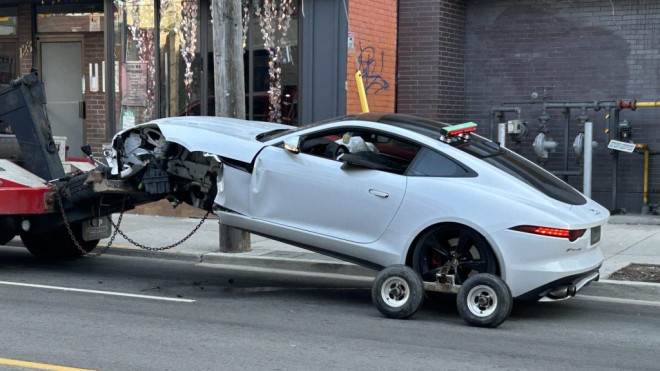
<box><xmin>583</xmin><ymin>122</ymin><xmax>593</xmax><ymax>198</ymax></box>
<box><xmin>497</xmin><ymin>123</ymin><xmax>507</xmax><ymax>147</ymax></box>
<box><xmin>611</xmin><ymin>108</ymin><xmax>620</xmax><ymax>211</ymax></box>
<box><xmin>635</xmin><ymin>101</ymin><xmax>660</xmax><ymax>108</ymax></box>
<box><xmin>491</xmin><ymin>106</ymin><xmax>520</xmax><ymax>141</ymax></box>
<box><xmin>562</xmin><ymin>108</ymin><xmax>570</xmax><ymax>180</ymax></box>
<box><xmin>635</xmin><ymin>143</ymin><xmax>650</xmax><ymax>214</ymax></box>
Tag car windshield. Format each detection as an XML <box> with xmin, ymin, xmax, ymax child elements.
<box><xmin>256</xmin><ymin>116</ymin><xmax>354</xmax><ymax>142</ymax></box>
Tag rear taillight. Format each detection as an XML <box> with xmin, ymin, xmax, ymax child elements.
<box><xmin>511</xmin><ymin>225</ymin><xmax>586</xmax><ymax>242</ymax></box>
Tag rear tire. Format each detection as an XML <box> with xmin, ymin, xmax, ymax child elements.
<box><xmin>372</xmin><ymin>265</ymin><xmax>425</xmax><ymax>319</ymax></box>
<box><xmin>0</xmin><ymin>232</ymin><xmax>14</xmax><ymax>245</ymax></box>
<box><xmin>20</xmin><ymin>223</ymin><xmax>99</xmax><ymax>259</ymax></box>
<box><xmin>456</xmin><ymin>273</ymin><xmax>512</xmax><ymax>328</ymax></box>
<box><xmin>412</xmin><ymin>224</ymin><xmax>496</xmax><ymax>284</ymax></box>
<box><xmin>0</xmin><ymin>217</ymin><xmax>17</xmax><ymax>245</ymax></box>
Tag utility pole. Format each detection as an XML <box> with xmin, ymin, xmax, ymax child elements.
<box><xmin>212</xmin><ymin>0</ymin><xmax>250</xmax><ymax>253</ymax></box>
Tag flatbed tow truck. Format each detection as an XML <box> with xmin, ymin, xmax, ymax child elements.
<box><xmin>0</xmin><ymin>71</ymin><xmax>513</xmax><ymax>328</ymax></box>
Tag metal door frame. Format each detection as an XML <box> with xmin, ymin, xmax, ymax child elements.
<box><xmin>35</xmin><ymin>34</ymin><xmax>85</xmax><ymax>152</ymax></box>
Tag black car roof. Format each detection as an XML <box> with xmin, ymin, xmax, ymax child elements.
<box><xmin>348</xmin><ymin>112</ymin><xmax>452</xmax><ymax>139</ymax></box>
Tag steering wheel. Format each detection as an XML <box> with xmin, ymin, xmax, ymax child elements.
<box><xmin>334</xmin><ymin>145</ymin><xmax>349</xmax><ymax>160</ymax></box>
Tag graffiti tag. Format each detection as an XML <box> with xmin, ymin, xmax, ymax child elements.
<box><xmin>358</xmin><ymin>46</ymin><xmax>390</xmax><ymax>94</ymax></box>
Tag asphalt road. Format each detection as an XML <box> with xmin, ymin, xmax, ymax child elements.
<box><xmin>0</xmin><ymin>245</ymin><xmax>659</xmax><ymax>371</ymax></box>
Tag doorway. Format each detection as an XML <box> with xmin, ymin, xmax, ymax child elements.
<box><xmin>39</xmin><ymin>39</ymin><xmax>83</xmax><ymax>158</ymax></box>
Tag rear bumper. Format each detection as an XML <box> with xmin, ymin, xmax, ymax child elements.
<box><xmin>516</xmin><ymin>266</ymin><xmax>601</xmax><ymax>301</ymax></box>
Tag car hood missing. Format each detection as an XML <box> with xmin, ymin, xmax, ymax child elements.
<box><xmin>121</xmin><ymin>116</ymin><xmax>294</xmax><ymax>163</ymax></box>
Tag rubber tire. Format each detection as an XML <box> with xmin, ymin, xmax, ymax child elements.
<box><xmin>20</xmin><ymin>223</ymin><xmax>99</xmax><ymax>259</ymax></box>
<box><xmin>68</xmin><ymin>173</ymin><xmax>96</xmax><ymax>203</ymax></box>
<box><xmin>0</xmin><ymin>231</ymin><xmax>15</xmax><ymax>245</ymax></box>
<box><xmin>457</xmin><ymin>273</ymin><xmax>512</xmax><ymax>328</ymax></box>
<box><xmin>0</xmin><ymin>217</ymin><xmax>17</xmax><ymax>245</ymax></box>
<box><xmin>372</xmin><ymin>265</ymin><xmax>425</xmax><ymax>319</ymax></box>
<box><xmin>412</xmin><ymin>224</ymin><xmax>497</xmax><ymax>284</ymax></box>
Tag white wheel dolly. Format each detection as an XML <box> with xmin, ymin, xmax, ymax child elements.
<box><xmin>371</xmin><ymin>265</ymin><xmax>513</xmax><ymax>328</ymax></box>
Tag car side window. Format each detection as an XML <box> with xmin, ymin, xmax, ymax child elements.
<box><xmin>407</xmin><ymin>148</ymin><xmax>472</xmax><ymax>177</ymax></box>
<box><xmin>299</xmin><ymin>129</ymin><xmax>421</xmax><ymax>175</ymax></box>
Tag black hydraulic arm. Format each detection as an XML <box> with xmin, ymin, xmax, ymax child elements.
<box><xmin>0</xmin><ymin>70</ymin><xmax>65</xmax><ymax>181</ymax></box>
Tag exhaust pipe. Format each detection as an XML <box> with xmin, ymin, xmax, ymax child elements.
<box><xmin>547</xmin><ymin>285</ymin><xmax>577</xmax><ymax>299</ymax></box>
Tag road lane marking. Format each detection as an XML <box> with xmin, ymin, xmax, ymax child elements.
<box><xmin>576</xmin><ymin>295</ymin><xmax>660</xmax><ymax>307</ymax></box>
<box><xmin>0</xmin><ymin>358</ymin><xmax>95</xmax><ymax>371</ymax></box>
<box><xmin>0</xmin><ymin>281</ymin><xmax>195</xmax><ymax>303</ymax></box>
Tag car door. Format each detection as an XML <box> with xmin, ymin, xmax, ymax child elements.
<box><xmin>249</xmin><ymin>144</ymin><xmax>407</xmax><ymax>244</ymax></box>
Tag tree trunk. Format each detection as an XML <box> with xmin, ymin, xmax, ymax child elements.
<box><xmin>212</xmin><ymin>0</ymin><xmax>250</xmax><ymax>253</ymax></box>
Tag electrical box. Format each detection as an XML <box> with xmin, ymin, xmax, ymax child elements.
<box><xmin>507</xmin><ymin>119</ymin><xmax>523</xmax><ymax>134</ymax></box>
<box><xmin>617</xmin><ymin>120</ymin><xmax>632</xmax><ymax>140</ymax></box>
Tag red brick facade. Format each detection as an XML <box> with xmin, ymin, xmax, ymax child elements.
<box><xmin>17</xmin><ymin>4</ymin><xmax>32</xmax><ymax>75</ymax></box>
<box><xmin>82</xmin><ymin>32</ymin><xmax>107</xmax><ymax>156</ymax></box>
<box><xmin>346</xmin><ymin>0</ymin><xmax>397</xmax><ymax>114</ymax></box>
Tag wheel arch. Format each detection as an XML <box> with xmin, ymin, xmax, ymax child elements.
<box><xmin>404</xmin><ymin>221</ymin><xmax>503</xmax><ymax>278</ymax></box>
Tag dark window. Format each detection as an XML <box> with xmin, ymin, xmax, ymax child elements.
<box><xmin>463</xmin><ymin>140</ymin><xmax>586</xmax><ymax>205</ymax></box>
<box><xmin>0</xmin><ymin>7</ymin><xmax>17</xmax><ymax>36</ymax></box>
<box><xmin>372</xmin><ymin>113</ymin><xmax>586</xmax><ymax>205</ymax></box>
<box><xmin>408</xmin><ymin>148</ymin><xmax>471</xmax><ymax>177</ymax></box>
<box><xmin>298</xmin><ymin>128</ymin><xmax>421</xmax><ymax>174</ymax></box>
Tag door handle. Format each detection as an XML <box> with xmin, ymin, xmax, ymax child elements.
<box><xmin>369</xmin><ymin>189</ymin><xmax>389</xmax><ymax>198</ymax></box>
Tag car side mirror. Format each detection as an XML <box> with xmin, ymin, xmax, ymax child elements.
<box><xmin>283</xmin><ymin>136</ymin><xmax>301</xmax><ymax>154</ymax></box>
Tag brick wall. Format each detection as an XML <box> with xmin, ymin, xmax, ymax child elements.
<box><xmin>17</xmin><ymin>3</ymin><xmax>32</xmax><ymax>74</ymax></box>
<box><xmin>397</xmin><ymin>0</ymin><xmax>466</xmax><ymax>123</ymax></box>
<box><xmin>398</xmin><ymin>0</ymin><xmax>660</xmax><ymax>213</ymax></box>
<box><xmin>346</xmin><ymin>0</ymin><xmax>397</xmax><ymax>114</ymax></box>
<box><xmin>82</xmin><ymin>32</ymin><xmax>107</xmax><ymax>156</ymax></box>
<box><xmin>463</xmin><ymin>0</ymin><xmax>660</xmax><ymax>213</ymax></box>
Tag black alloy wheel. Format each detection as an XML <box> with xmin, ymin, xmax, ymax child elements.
<box><xmin>412</xmin><ymin>225</ymin><xmax>496</xmax><ymax>284</ymax></box>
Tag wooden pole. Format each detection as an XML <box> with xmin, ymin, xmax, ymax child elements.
<box><xmin>212</xmin><ymin>0</ymin><xmax>250</xmax><ymax>253</ymax></box>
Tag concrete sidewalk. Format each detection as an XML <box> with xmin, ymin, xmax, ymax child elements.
<box><xmin>95</xmin><ymin>213</ymin><xmax>660</xmax><ymax>280</ymax></box>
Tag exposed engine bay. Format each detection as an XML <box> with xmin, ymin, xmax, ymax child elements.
<box><xmin>103</xmin><ymin>124</ymin><xmax>222</xmax><ymax>210</ymax></box>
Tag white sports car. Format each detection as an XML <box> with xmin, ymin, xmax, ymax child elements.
<box><xmin>106</xmin><ymin>112</ymin><xmax>608</xmax><ymax>302</ymax></box>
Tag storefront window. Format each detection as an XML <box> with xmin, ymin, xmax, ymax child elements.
<box><xmin>114</xmin><ymin>0</ymin><xmax>156</xmax><ymax>129</ymax></box>
<box><xmin>160</xmin><ymin>0</ymin><xmax>201</xmax><ymax>117</ymax></box>
<box><xmin>250</xmin><ymin>0</ymin><xmax>298</xmax><ymax>124</ymax></box>
<box><xmin>0</xmin><ymin>42</ymin><xmax>16</xmax><ymax>88</ymax></box>
<box><xmin>0</xmin><ymin>7</ymin><xmax>17</xmax><ymax>36</ymax></box>
<box><xmin>208</xmin><ymin>0</ymin><xmax>298</xmax><ymax>124</ymax></box>
<box><xmin>37</xmin><ymin>7</ymin><xmax>104</xmax><ymax>33</ymax></box>
<box><xmin>110</xmin><ymin>0</ymin><xmax>299</xmax><ymax>130</ymax></box>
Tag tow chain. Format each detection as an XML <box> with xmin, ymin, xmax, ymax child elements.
<box><xmin>106</xmin><ymin>209</ymin><xmax>210</xmax><ymax>251</ymax></box>
<box><xmin>49</xmin><ymin>182</ymin><xmax>210</xmax><ymax>257</ymax></box>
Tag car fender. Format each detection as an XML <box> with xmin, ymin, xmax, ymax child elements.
<box><xmin>397</xmin><ymin>214</ymin><xmax>508</xmax><ymax>281</ymax></box>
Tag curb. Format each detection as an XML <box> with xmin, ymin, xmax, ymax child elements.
<box><xmin>608</xmin><ymin>215</ymin><xmax>660</xmax><ymax>225</ymax></box>
<box><xmin>102</xmin><ymin>247</ymin><xmax>203</xmax><ymax>263</ymax></box>
<box><xmin>202</xmin><ymin>252</ymin><xmax>376</xmax><ymax>277</ymax></box>
<box><xmin>103</xmin><ymin>247</ymin><xmax>376</xmax><ymax>278</ymax></box>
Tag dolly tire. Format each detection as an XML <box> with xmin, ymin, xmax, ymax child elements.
<box><xmin>372</xmin><ymin>265</ymin><xmax>425</xmax><ymax>319</ymax></box>
<box><xmin>457</xmin><ymin>273</ymin><xmax>512</xmax><ymax>328</ymax></box>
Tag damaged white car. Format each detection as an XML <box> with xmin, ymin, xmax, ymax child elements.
<box><xmin>105</xmin><ymin>112</ymin><xmax>608</xmax><ymax>302</ymax></box>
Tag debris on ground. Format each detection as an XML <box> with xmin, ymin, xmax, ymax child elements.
<box><xmin>608</xmin><ymin>264</ymin><xmax>660</xmax><ymax>283</ymax></box>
